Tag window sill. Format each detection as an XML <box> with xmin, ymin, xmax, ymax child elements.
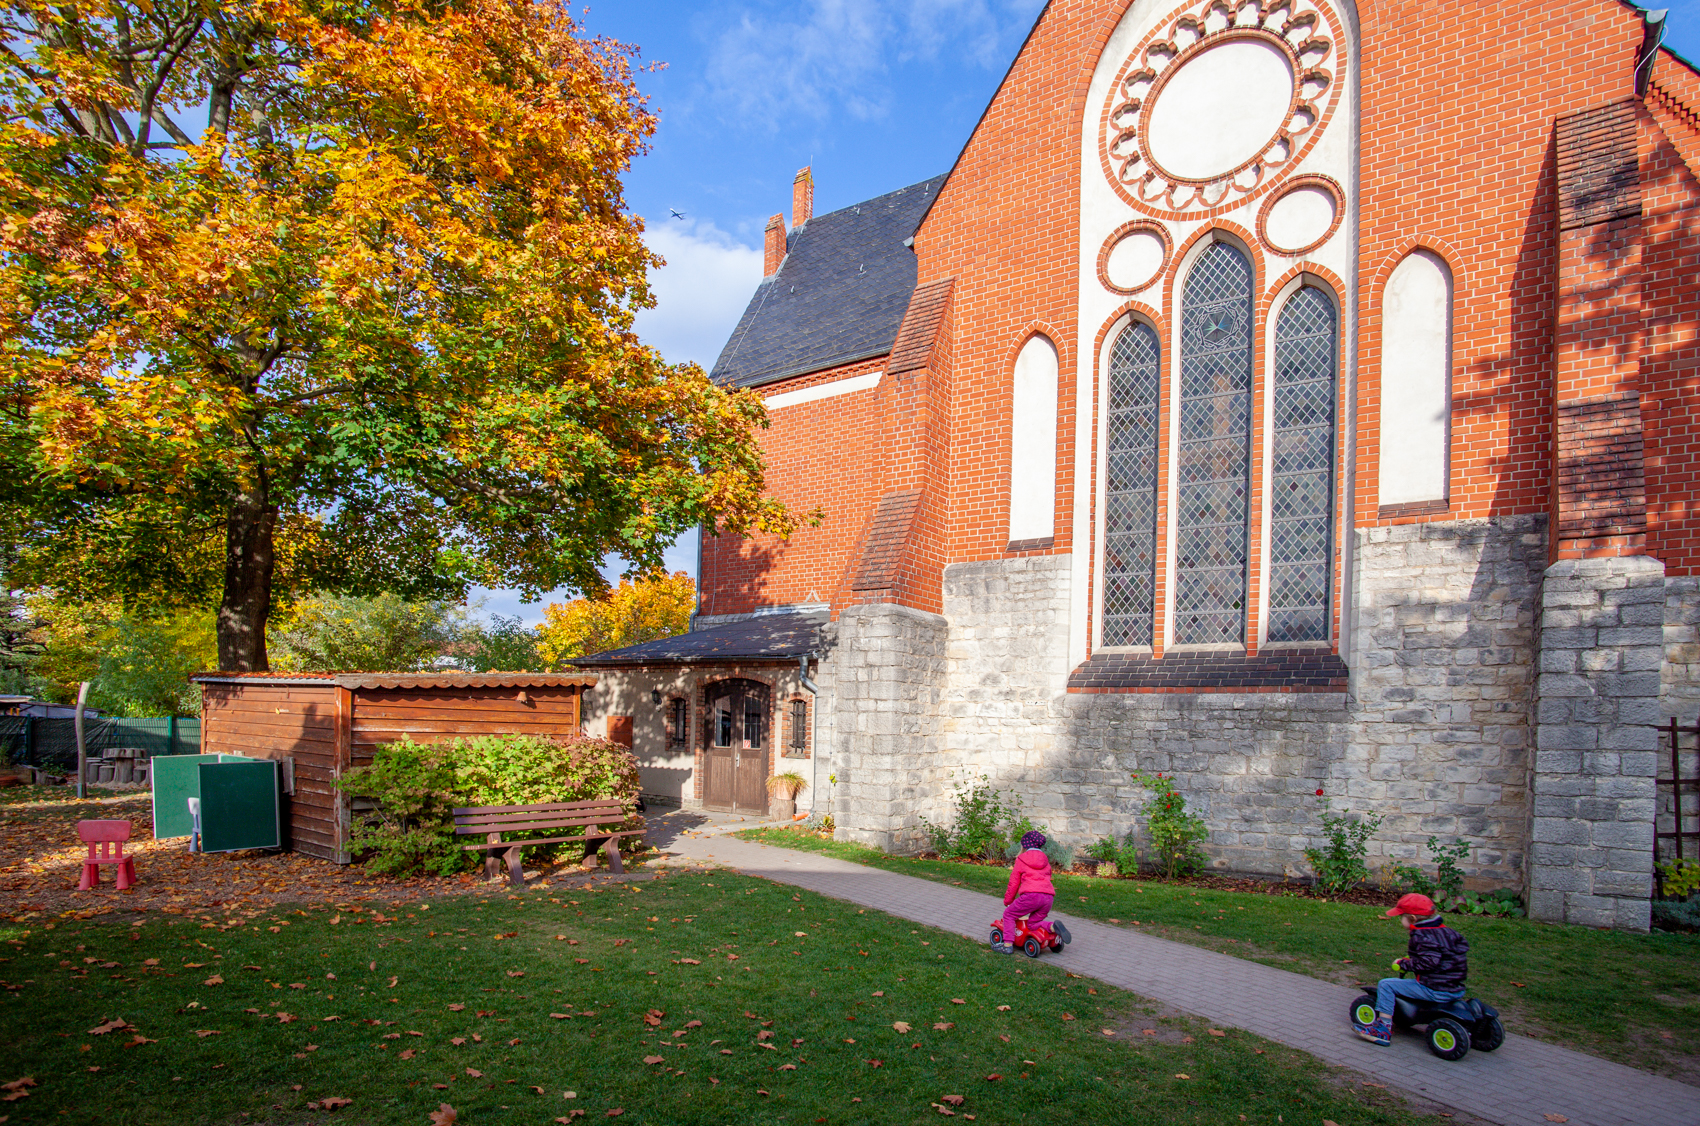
<box><xmin>1005</xmin><ymin>536</ymin><xmax>1054</xmax><ymax>555</ymax></box>
<box><xmin>1067</xmin><ymin>649</ymin><xmax>1348</xmax><ymax>693</ymax></box>
<box><xmin>1378</xmin><ymin>498</ymin><xmax>1450</xmax><ymax>520</ymax></box>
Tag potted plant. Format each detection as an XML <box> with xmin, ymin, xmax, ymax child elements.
<box><xmin>766</xmin><ymin>771</ymin><xmax>809</xmax><ymax>820</ymax></box>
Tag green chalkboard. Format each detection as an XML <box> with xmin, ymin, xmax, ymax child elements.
<box><xmin>151</xmin><ymin>754</ymin><xmax>224</xmax><ymax>840</ymax></box>
<box><xmin>198</xmin><ymin>760</ymin><xmax>280</xmax><ymax>852</ymax></box>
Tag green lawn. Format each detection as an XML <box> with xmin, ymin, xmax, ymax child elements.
<box><xmin>0</xmin><ymin>870</ymin><xmax>1450</xmax><ymax>1125</ymax></box>
<box><xmin>738</xmin><ymin>828</ymin><xmax>1700</xmax><ymax>1083</ymax></box>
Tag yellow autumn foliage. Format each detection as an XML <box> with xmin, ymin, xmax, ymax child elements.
<box><xmin>536</xmin><ymin>572</ymin><xmax>694</xmax><ymax>666</ymax></box>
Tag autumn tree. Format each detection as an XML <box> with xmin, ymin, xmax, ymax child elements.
<box><xmin>0</xmin><ymin>0</ymin><xmax>795</xmax><ymax>670</ymax></box>
<box><xmin>536</xmin><ymin>571</ymin><xmax>693</xmax><ymax>665</ymax></box>
<box><xmin>269</xmin><ymin>591</ymin><xmax>464</xmax><ymax>673</ymax></box>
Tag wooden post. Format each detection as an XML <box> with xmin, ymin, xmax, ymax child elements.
<box><xmin>1673</xmin><ymin>718</ymin><xmax>1683</xmax><ymax>861</ymax></box>
<box><xmin>74</xmin><ymin>681</ymin><xmax>89</xmax><ymax>799</ymax></box>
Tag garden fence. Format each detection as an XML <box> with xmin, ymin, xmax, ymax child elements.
<box><xmin>0</xmin><ymin>716</ymin><xmax>201</xmax><ymax>771</ymax></box>
<box><xmin>1657</xmin><ymin>717</ymin><xmax>1700</xmax><ymax>863</ymax></box>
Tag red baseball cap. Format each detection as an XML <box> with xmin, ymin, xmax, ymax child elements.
<box><xmin>1385</xmin><ymin>893</ymin><xmax>1435</xmax><ymax>918</ymax></box>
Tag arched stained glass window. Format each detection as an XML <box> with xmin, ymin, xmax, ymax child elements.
<box><xmin>1175</xmin><ymin>242</ymin><xmax>1253</xmax><ymax>645</ymax></box>
<box><xmin>1267</xmin><ymin>286</ymin><xmax>1337</xmax><ymax>643</ymax></box>
<box><xmin>1102</xmin><ymin>321</ymin><xmax>1160</xmax><ymax>646</ymax></box>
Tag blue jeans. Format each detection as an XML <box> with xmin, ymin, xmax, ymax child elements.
<box><xmin>1376</xmin><ymin>977</ymin><xmax>1464</xmax><ymax>1016</ymax></box>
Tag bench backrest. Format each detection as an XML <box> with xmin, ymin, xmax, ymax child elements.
<box><xmin>451</xmin><ymin>799</ymin><xmax>630</xmax><ymax>836</ymax></box>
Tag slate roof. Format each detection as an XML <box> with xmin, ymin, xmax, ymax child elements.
<box><xmin>570</xmin><ymin>610</ymin><xmax>828</xmax><ymax>666</ymax></box>
<box><xmin>709</xmin><ymin>175</ymin><xmax>946</xmax><ymax>389</ymax></box>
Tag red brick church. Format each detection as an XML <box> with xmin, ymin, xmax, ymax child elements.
<box><xmin>577</xmin><ymin>0</ymin><xmax>1700</xmax><ymax>930</ymax></box>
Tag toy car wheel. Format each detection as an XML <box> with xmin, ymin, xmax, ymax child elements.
<box><xmin>1426</xmin><ymin>1017</ymin><xmax>1471</xmax><ymax>1061</ymax></box>
<box><xmin>1022</xmin><ymin>936</ymin><xmax>1043</xmax><ymax>959</ymax></box>
<box><xmin>1349</xmin><ymin>997</ymin><xmax>1378</xmax><ymax>1032</ymax></box>
<box><xmin>1471</xmin><ymin>1016</ymin><xmax>1505</xmax><ymax>1052</ymax></box>
<box><xmin>990</xmin><ymin>926</ymin><xmax>1004</xmax><ymax>947</ymax></box>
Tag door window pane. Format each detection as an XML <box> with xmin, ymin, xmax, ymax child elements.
<box><xmin>1175</xmin><ymin>241</ymin><xmax>1253</xmax><ymax>645</ymax></box>
<box><xmin>1102</xmin><ymin>320</ymin><xmax>1161</xmax><ymax>646</ymax></box>
<box><xmin>715</xmin><ymin>705</ymin><xmax>732</xmax><ymax>747</ymax></box>
<box><xmin>744</xmin><ymin>700</ymin><xmax>763</xmax><ymax>746</ymax></box>
<box><xmin>1268</xmin><ymin>286</ymin><xmax>1337</xmax><ymax>643</ymax></box>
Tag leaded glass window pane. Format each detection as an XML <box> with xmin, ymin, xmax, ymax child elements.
<box><xmin>1267</xmin><ymin>286</ymin><xmax>1337</xmax><ymax>643</ymax></box>
<box><xmin>1102</xmin><ymin>320</ymin><xmax>1160</xmax><ymax>646</ymax></box>
<box><xmin>1174</xmin><ymin>242</ymin><xmax>1253</xmax><ymax>645</ymax></box>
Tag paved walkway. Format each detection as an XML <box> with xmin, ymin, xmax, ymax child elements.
<box><xmin>662</xmin><ymin>832</ymin><xmax>1698</xmax><ymax>1126</ymax></box>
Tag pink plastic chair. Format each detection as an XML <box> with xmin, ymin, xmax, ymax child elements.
<box><xmin>76</xmin><ymin>820</ymin><xmax>136</xmax><ymax>891</ymax></box>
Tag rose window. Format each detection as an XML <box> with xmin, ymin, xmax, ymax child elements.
<box><xmin>1100</xmin><ymin>0</ymin><xmax>1343</xmax><ymax>219</ymax></box>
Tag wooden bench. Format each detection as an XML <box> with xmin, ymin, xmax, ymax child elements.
<box><xmin>452</xmin><ymin>799</ymin><xmax>643</xmax><ymax>887</ymax></box>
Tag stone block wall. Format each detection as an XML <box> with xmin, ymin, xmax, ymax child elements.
<box><xmin>915</xmin><ymin>518</ymin><xmax>1542</xmax><ymax>883</ymax></box>
<box><xmin>1529</xmin><ymin>555</ymin><xmax>1664</xmax><ymax>931</ymax></box>
<box><xmin>830</xmin><ymin>603</ymin><xmax>950</xmax><ymax>851</ymax></box>
<box><xmin>1348</xmin><ymin>516</ymin><xmax>1546</xmax><ymax>882</ymax></box>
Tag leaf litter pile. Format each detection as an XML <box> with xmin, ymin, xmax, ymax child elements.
<box><xmin>0</xmin><ymin>787</ymin><xmax>634</xmax><ymax>926</ymax></box>
<box><xmin>0</xmin><ymin>866</ymin><xmax>1461</xmax><ymax>1125</ymax></box>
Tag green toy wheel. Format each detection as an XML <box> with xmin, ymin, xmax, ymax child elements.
<box><xmin>1350</xmin><ymin>1000</ymin><xmax>1378</xmax><ymax>1031</ymax></box>
<box><xmin>1426</xmin><ymin>1017</ymin><xmax>1470</xmax><ymax>1061</ymax></box>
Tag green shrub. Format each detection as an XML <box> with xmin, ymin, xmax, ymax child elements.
<box><xmin>1130</xmin><ymin>772</ymin><xmax>1209</xmax><ymax>879</ymax></box>
<box><xmin>1428</xmin><ymin>836</ymin><xmax>1470</xmax><ymax>904</ymax></box>
<box><xmin>1303</xmin><ymin>791</ymin><xmax>1383</xmax><ymax>895</ymax></box>
<box><xmin>338</xmin><ymin>733</ymin><xmax>641</xmax><ymax>876</ymax></box>
<box><xmin>1454</xmin><ymin>888</ymin><xmax>1525</xmax><ymax>918</ymax></box>
<box><xmin>1652</xmin><ymin>897</ymin><xmax>1700</xmax><ymax>933</ymax></box>
<box><xmin>1657</xmin><ymin>857</ymin><xmax>1700</xmax><ymax>900</ymax></box>
<box><xmin>335</xmin><ymin>739</ymin><xmax>466</xmax><ymax>877</ymax></box>
<box><xmin>1387</xmin><ymin>862</ymin><xmax>1437</xmax><ymax>897</ymax></box>
<box><xmin>1085</xmin><ymin>836</ymin><xmax>1121</xmax><ymax>864</ymax></box>
<box><xmin>919</xmin><ymin>774</ymin><xmax>1021</xmax><ymax>862</ymax></box>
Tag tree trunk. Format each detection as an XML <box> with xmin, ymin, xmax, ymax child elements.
<box><xmin>217</xmin><ymin>492</ymin><xmax>277</xmax><ymax>671</ymax></box>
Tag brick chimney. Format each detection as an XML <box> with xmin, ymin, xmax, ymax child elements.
<box><xmin>792</xmin><ymin>166</ymin><xmax>814</xmax><ymax>228</ymax></box>
<box><xmin>763</xmin><ymin>213</ymin><xmax>786</xmax><ymax>277</ymax></box>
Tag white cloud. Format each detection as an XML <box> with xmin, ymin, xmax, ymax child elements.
<box><xmin>633</xmin><ymin>218</ymin><xmax>764</xmax><ymax>370</ymax></box>
<box><xmin>701</xmin><ymin>0</ymin><xmax>1040</xmax><ymax>124</ymax></box>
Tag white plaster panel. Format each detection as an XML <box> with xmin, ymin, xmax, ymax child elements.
<box><xmin>1073</xmin><ymin>0</ymin><xmax>1360</xmax><ymax>667</ymax></box>
<box><xmin>1146</xmin><ymin>38</ymin><xmax>1295</xmax><ymax>181</ymax></box>
<box><xmin>1010</xmin><ymin>335</ymin><xmax>1060</xmax><ymax>542</ymax></box>
<box><xmin>764</xmin><ymin>370</ymin><xmax>882</xmax><ymax>410</ymax></box>
<box><xmin>1104</xmin><ymin>229</ymin><xmax>1167</xmax><ymax>290</ymax></box>
<box><xmin>1264</xmin><ymin>186</ymin><xmax>1337</xmax><ymax>252</ymax></box>
<box><xmin>1378</xmin><ymin>250</ymin><xmax>1452</xmax><ymax>506</ymax></box>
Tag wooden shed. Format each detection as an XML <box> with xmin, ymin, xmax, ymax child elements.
<box><xmin>191</xmin><ymin>672</ymin><xmax>597</xmax><ymax>862</ymax></box>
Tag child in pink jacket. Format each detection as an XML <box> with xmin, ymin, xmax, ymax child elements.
<box><xmin>997</xmin><ymin>831</ymin><xmax>1071</xmax><ymax>953</ymax></box>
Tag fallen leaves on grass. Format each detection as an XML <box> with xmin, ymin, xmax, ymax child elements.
<box><xmin>984</xmin><ymin>1075</ymin><xmax>1000</xmax><ymax>1082</ymax></box>
<box><xmin>448</xmin><ymin>1004</ymin><xmax>465</xmax><ymax>1012</ymax></box>
<box><xmin>932</xmin><ymin>1023</ymin><xmax>953</xmax><ymax>1031</ymax></box>
<box><xmin>643</xmin><ymin>1010</ymin><xmax>664</xmax><ymax>1027</ymax></box>
<box><xmin>429</xmin><ymin>1104</ymin><xmax>457</xmax><ymax>1125</ymax></box>
<box><xmin>193</xmin><ymin>1030</ymin><xmax>220</xmax><ymax>1038</ymax></box>
<box><xmin>0</xmin><ymin>1078</ymin><xmax>35</xmax><ymax>1103</ymax></box>
<box><xmin>643</xmin><ymin>1056</ymin><xmax>665</xmax><ymax>1065</ymax></box>
<box><xmin>87</xmin><ymin>1019</ymin><xmax>129</xmax><ymax>1035</ymax></box>
<box><xmin>313</xmin><ymin>1097</ymin><xmax>353</xmax><ymax>1111</ymax></box>
<box><xmin>995</xmin><ymin>1005</ymin><xmax>1010</xmax><ymax>1011</ymax></box>
<box><xmin>465</xmin><ymin>1069</ymin><xmax>483</xmax><ymax>1079</ymax></box>
<box><xmin>892</xmin><ymin>1022</ymin><xmax>911</xmax><ymax>1033</ymax></box>
<box><xmin>1174</xmin><ymin>1074</ymin><xmax>1190</xmax><ymax>1080</ymax></box>
<box><xmin>1207</xmin><ymin>1029</ymin><xmax>1225</xmax><ymax>1037</ymax></box>
<box><xmin>202</xmin><ymin>975</ymin><xmax>224</xmax><ymax>986</ymax></box>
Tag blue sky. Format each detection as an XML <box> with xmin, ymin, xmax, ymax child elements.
<box><xmin>478</xmin><ymin>0</ymin><xmax>1699</xmax><ymax>623</ymax></box>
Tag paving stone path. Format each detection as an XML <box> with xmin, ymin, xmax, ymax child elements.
<box><xmin>665</xmin><ymin>831</ymin><xmax>1698</xmax><ymax>1126</ymax></box>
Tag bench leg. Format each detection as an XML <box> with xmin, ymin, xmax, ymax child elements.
<box><xmin>505</xmin><ymin>845</ymin><xmax>525</xmax><ymax>888</ymax></box>
<box><xmin>601</xmin><ymin>836</ymin><xmax>624</xmax><ymax>875</ymax></box>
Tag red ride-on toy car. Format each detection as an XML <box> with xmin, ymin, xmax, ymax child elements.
<box><xmin>990</xmin><ymin>916</ymin><xmax>1071</xmax><ymax>958</ymax></box>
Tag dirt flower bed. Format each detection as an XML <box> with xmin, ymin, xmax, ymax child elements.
<box><xmin>0</xmin><ymin>786</ymin><xmax>639</xmax><ymax>925</ymax></box>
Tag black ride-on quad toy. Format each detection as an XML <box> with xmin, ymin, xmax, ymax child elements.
<box><xmin>1350</xmin><ymin>975</ymin><xmax>1505</xmax><ymax>1061</ymax></box>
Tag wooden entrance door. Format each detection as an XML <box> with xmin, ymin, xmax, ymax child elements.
<box><xmin>702</xmin><ymin>680</ymin><xmax>769</xmax><ymax>813</ymax></box>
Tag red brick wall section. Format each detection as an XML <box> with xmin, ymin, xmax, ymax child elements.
<box><xmin>1638</xmin><ymin>59</ymin><xmax>1700</xmax><ymax>575</ymax></box>
<box><xmin>1550</xmin><ymin>99</ymin><xmax>1648</xmax><ymax>560</ymax></box>
<box><xmin>711</xmin><ymin>0</ymin><xmax>1700</xmax><ymax>614</ymax></box>
<box><xmin>763</xmin><ymin>214</ymin><xmax>785</xmax><ymax>277</ymax></box>
<box><xmin>699</xmin><ymin>356</ymin><xmax>889</xmax><ymax>617</ymax></box>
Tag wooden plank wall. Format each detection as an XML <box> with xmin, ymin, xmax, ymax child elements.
<box><xmin>199</xmin><ymin>682</ymin><xmax>342</xmax><ymax>862</ymax></box>
<box><xmin>349</xmin><ymin>686</ymin><xmax>584</xmax><ymax>768</ymax></box>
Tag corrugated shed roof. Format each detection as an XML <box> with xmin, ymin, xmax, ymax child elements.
<box><xmin>570</xmin><ymin>611</ymin><xmax>827</xmax><ymax>666</ymax></box>
<box><xmin>709</xmin><ymin>175</ymin><xmax>946</xmax><ymax>389</ymax></box>
<box><xmin>191</xmin><ymin>672</ymin><xmax>598</xmax><ymax>690</ymax></box>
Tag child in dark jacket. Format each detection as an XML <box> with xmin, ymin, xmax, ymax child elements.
<box><xmin>996</xmin><ymin>831</ymin><xmax>1071</xmax><ymax>954</ymax></box>
<box><xmin>1359</xmin><ymin>892</ymin><xmax>1470</xmax><ymax>1045</ymax></box>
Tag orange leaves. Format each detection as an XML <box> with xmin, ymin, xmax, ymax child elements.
<box><xmin>641</xmin><ymin>1009</ymin><xmax>663</xmax><ymax>1027</ymax></box>
<box><xmin>87</xmin><ymin>1019</ymin><xmax>129</xmax><ymax>1036</ymax></box>
<box><xmin>1</xmin><ymin>1077</ymin><xmax>35</xmax><ymax>1102</ymax></box>
<box><xmin>642</xmin><ymin>1056</ymin><xmax>664</xmax><ymax>1065</ymax></box>
<box><xmin>429</xmin><ymin>1105</ymin><xmax>458</xmax><ymax>1126</ymax></box>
